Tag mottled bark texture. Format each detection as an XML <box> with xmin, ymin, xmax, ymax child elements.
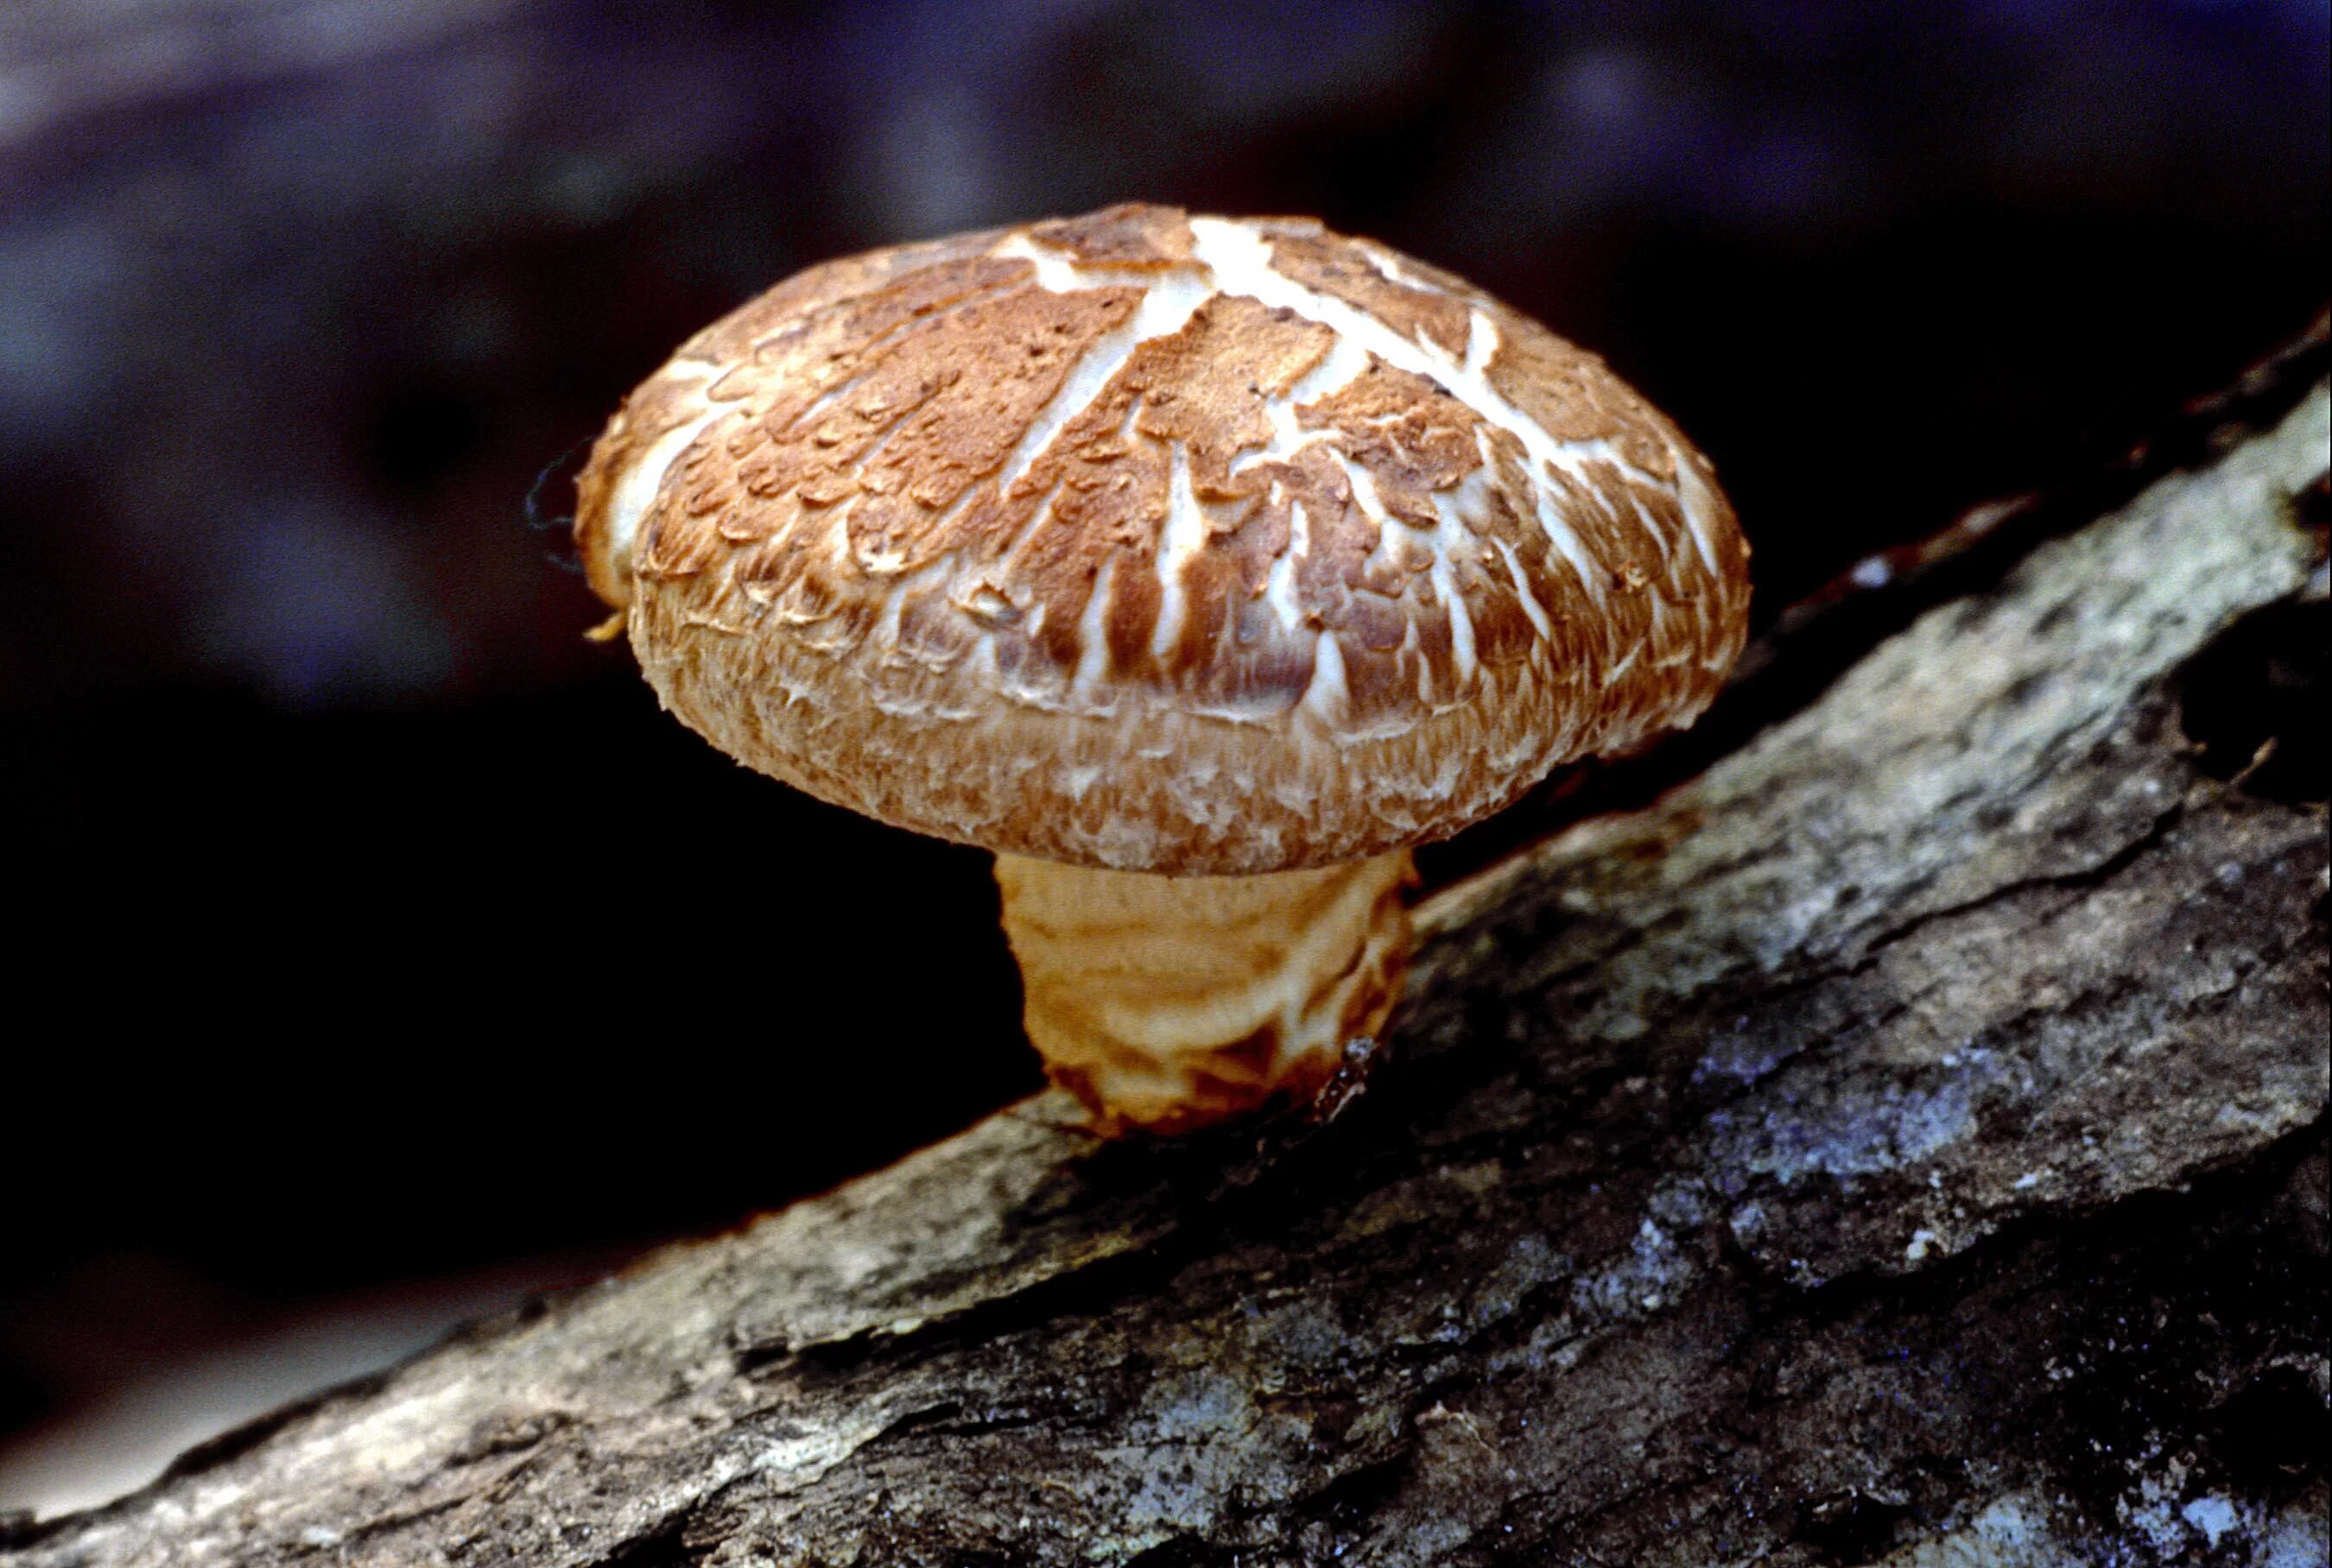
<box><xmin>7</xmin><ymin>390</ymin><xmax>2327</xmax><ymax>1566</ymax></box>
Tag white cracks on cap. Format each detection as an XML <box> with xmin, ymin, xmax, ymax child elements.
<box><xmin>1259</xmin><ymin>495</ymin><xmax>1310</xmax><ymax>635</ymax></box>
<box><xmin>1229</xmin><ymin>331</ymin><xmax>1372</xmax><ymax>479</ymax></box>
<box><xmin>1430</xmin><ymin>547</ymin><xmax>1477</xmax><ymax>693</ymax></box>
<box><xmin>949</xmin><ymin>214</ymin><xmax>1714</xmax><ymax>722</ymax></box>
<box><xmin>990</xmin><ymin>219</ymin><xmax>1607</xmax><ymax>695</ymax></box>
<box><xmin>1328</xmin><ymin>446</ymin><xmax>1392</xmax><ymax>532</ymax></box>
<box><xmin>1355</xmin><ymin>238</ymin><xmax>1440</xmax><ymax>294</ymax></box>
<box><xmin>1150</xmin><ymin>442</ymin><xmax>1208</xmax><ymax>658</ymax></box>
<box><xmin>954</xmin><ymin>480</ymin><xmax>1062</xmax><ymax>627</ymax></box>
<box><xmin>1492</xmin><ymin>535</ymin><xmax>1555</xmax><ymax>642</ymax></box>
<box><xmin>1426</xmin><ymin>482</ymin><xmax>1482</xmax><ymax>689</ymax></box>
<box><xmin>1461</xmin><ymin>308</ymin><xmax>1497</xmax><ymax>376</ymax></box>
<box><xmin>1182</xmin><ymin>218</ymin><xmax>1687</xmax><ymax>609</ymax></box>
<box><xmin>1526</xmin><ymin>454</ymin><xmax>1608</xmax><ymax>610</ymax></box>
<box><xmin>991</xmin><ymin>233</ymin><xmax>1216</xmax><ymax>494</ymax></box>
<box><xmin>992</xmin><ymin>231</ymin><xmax>1100</xmax><ymax>294</ymax></box>
<box><xmin>1336</xmin><ymin>448</ymin><xmax>1416</xmax><ymax>598</ymax></box>
<box><xmin>1069</xmin><ymin>554</ymin><xmax>1119</xmax><ymax>705</ymax></box>
<box><xmin>1665</xmin><ymin>433</ymin><xmax>1729</xmax><ymax>580</ymax></box>
<box><xmin>1302</xmin><ymin>623</ymin><xmax>1350</xmax><ymax>723</ymax></box>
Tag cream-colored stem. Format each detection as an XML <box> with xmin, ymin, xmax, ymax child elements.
<box><xmin>994</xmin><ymin>850</ymin><xmax>1416</xmax><ymax>1136</ymax></box>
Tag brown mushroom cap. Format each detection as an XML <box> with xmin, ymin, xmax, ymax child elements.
<box><xmin>575</xmin><ymin>203</ymin><xmax>1750</xmax><ymax>875</ymax></box>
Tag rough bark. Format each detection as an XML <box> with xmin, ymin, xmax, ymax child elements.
<box><xmin>6</xmin><ymin>388</ymin><xmax>2326</xmax><ymax>1566</ymax></box>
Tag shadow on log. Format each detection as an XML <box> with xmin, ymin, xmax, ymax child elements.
<box><xmin>5</xmin><ymin>376</ymin><xmax>2326</xmax><ymax>1564</ymax></box>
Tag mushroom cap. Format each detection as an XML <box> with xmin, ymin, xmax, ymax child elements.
<box><xmin>575</xmin><ymin>204</ymin><xmax>1750</xmax><ymax>875</ymax></box>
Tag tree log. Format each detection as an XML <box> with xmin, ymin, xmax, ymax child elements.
<box><xmin>7</xmin><ymin>386</ymin><xmax>2326</xmax><ymax>1566</ymax></box>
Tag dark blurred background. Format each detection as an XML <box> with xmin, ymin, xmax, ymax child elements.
<box><xmin>2</xmin><ymin>0</ymin><xmax>2324</xmax><ymax>1514</ymax></box>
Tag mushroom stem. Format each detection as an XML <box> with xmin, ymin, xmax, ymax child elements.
<box><xmin>994</xmin><ymin>849</ymin><xmax>1416</xmax><ymax>1135</ymax></box>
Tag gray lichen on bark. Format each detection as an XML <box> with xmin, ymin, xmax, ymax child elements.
<box><xmin>6</xmin><ymin>389</ymin><xmax>2325</xmax><ymax>1566</ymax></box>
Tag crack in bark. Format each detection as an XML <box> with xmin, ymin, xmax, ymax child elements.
<box><xmin>1846</xmin><ymin>799</ymin><xmax>2188</xmax><ymax>970</ymax></box>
